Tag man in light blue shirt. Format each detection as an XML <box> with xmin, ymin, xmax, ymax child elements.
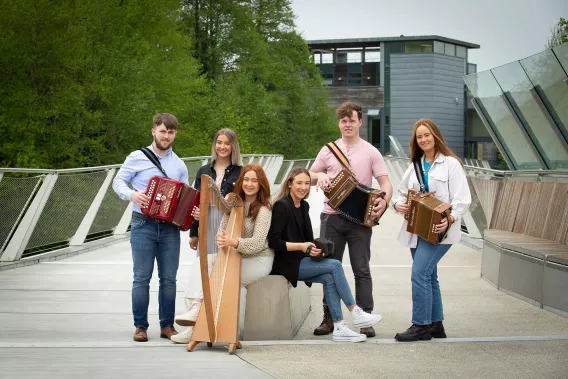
<box><xmin>112</xmin><ymin>113</ymin><xmax>189</xmax><ymax>342</ymax></box>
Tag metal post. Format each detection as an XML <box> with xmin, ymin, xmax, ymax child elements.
<box><xmin>257</xmin><ymin>156</ymin><xmax>265</xmax><ymax>167</ymax></box>
<box><xmin>70</xmin><ymin>169</ymin><xmax>116</xmax><ymax>246</ymax></box>
<box><xmin>529</xmin><ymin>87</ymin><xmax>568</xmax><ymax>146</ymax></box>
<box><xmin>500</xmin><ymin>92</ymin><xmax>548</xmax><ymax>169</ymax></box>
<box><xmin>266</xmin><ymin>156</ymin><xmax>284</xmax><ymax>186</ymax></box>
<box><xmin>470</xmin><ymin>98</ymin><xmax>515</xmax><ymax>170</ymax></box>
<box><xmin>114</xmin><ymin>202</ymin><xmax>133</xmax><ymax>235</ymax></box>
<box><xmin>1</xmin><ymin>174</ymin><xmax>58</xmax><ymax>262</ymax></box>
<box><xmin>462</xmin><ymin>210</ymin><xmax>483</xmax><ymax>239</ymax></box>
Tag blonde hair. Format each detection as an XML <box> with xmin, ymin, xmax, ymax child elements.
<box><xmin>409</xmin><ymin>119</ymin><xmax>463</xmax><ymax>167</ymax></box>
<box><xmin>211</xmin><ymin>128</ymin><xmax>242</xmax><ymax>166</ymax></box>
<box><xmin>274</xmin><ymin>168</ymin><xmax>311</xmax><ymax>203</ymax></box>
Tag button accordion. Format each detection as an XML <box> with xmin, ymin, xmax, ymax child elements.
<box><xmin>323</xmin><ymin>169</ymin><xmax>385</xmax><ymax>227</ymax></box>
<box><xmin>404</xmin><ymin>189</ymin><xmax>452</xmax><ymax>244</ymax></box>
<box><xmin>141</xmin><ymin>176</ymin><xmax>200</xmax><ymax>231</ymax></box>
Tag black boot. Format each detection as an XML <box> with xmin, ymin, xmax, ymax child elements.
<box><xmin>394</xmin><ymin>324</ymin><xmax>432</xmax><ymax>342</ymax></box>
<box><xmin>313</xmin><ymin>305</ymin><xmax>334</xmax><ymax>335</ymax></box>
<box><xmin>429</xmin><ymin>321</ymin><xmax>446</xmax><ymax>338</ymax></box>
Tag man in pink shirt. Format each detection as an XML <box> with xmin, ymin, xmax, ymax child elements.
<box><xmin>310</xmin><ymin>101</ymin><xmax>393</xmax><ymax>338</ymax></box>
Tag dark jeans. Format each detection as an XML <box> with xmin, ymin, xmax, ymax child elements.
<box><xmin>130</xmin><ymin>213</ymin><xmax>180</xmax><ymax>330</ymax></box>
<box><xmin>320</xmin><ymin>213</ymin><xmax>373</xmax><ymax>312</ymax></box>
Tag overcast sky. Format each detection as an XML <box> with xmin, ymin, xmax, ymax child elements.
<box><xmin>290</xmin><ymin>0</ymin><xmax>567</xmax><ymax>72</ymax></box>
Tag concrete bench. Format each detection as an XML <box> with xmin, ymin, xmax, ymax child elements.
<box><xmin>240</xmin><ymin>275</ymin><xmax>311</xmax><ymax>340</ymax></box>
<box><xmin>482</xmin><ymin>230</ymin><xmax>568</xmax><ymax>317</ymax></box>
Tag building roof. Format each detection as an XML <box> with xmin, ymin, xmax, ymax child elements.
<box><xmin>307</xmin><ymin>35</ymin><xmax>480</xmax><ymax>49</ymax></box>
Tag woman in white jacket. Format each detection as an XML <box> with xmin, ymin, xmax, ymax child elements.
<box><xmin>392</xmin><ymin>118</ymin><xmax>471</xmax><ymax>342</ymax></box>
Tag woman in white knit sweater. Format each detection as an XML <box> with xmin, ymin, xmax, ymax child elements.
<box><xmin>171</xmin><ymin>164</ymin><xmax>274</xmax><ymax>343</ymax></box>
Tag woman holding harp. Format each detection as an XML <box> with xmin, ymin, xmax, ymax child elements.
<box><xmin>171</xmin><ymin>129</ymin><xmax>242</xmax><ymax>344</ymax></box>
<box><xmin>392</xmin><ymin>119</ymin><xmax>471</xmax><ymax>342</ymax></box>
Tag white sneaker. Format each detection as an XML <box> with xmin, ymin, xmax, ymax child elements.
<box><xmin>351</xmin><ymin>306</ymin><xmax>382</xmax><ymax>328</ymax></box>
<box><xmin>174</xmin><ymin>301</ymin><xmax>201</xmax><ymax>326</ymax></box>
<box><xmin>332</xmin><ymin>321</ymin><xmax>367</xmax><ymax>343</ymax></box>
<box><xmin>170</xmin><ymin>326</ymin><xmax>194</xmax><ymax>344</ymax></box>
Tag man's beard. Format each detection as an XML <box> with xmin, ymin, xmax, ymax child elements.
<box><xmin>154</xmin><ymin>136</ymin><xmax>173</xmax><ymax>151</ymax></box>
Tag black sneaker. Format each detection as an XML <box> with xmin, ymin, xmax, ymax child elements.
<box><xmin>430</xmin><ymin>321</ymin><xmax>446</xmax><ymax>338</ymax></box>
<box><xmin>360</xmin><ymin>326</ymin><xmax>376</xmax><ymax>337</ymax></box>
<box><xmin>394</xmin><ymin>324</ymin><xmax>432</xmax><ymax>342</ymax></box>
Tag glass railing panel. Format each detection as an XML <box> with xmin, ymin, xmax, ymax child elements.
<box><xmin>492</xmin><ymin>61</ymin><xmax>568</xmax><ymax>169</ymax></box>
<box><xmin>520</xmin><ymin>49</ymin><xmax>568</xmax><ymax>143</ymax></box>
<box><xmin>464</xmin><ymin>71</ymin><xmax>541</xmax><ymax>170</ymax></box>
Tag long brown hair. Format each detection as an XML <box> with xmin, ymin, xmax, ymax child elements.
<box><xmin>274</xmin><ymin>167</ymin><xmax>311</xmax><ymax>203</ymax></box>
<box><xmin>233</xmin><ymin>164</ymin><xmax>272</xmax><ymax>220</ymax></box>
<box><xmin>409</xmin><ymin>118</ymin><xmax>463</xmax><ymax>167</ymax></box>
<box><xmin>211</xmin><ymin>128</ymin><xmax>242</xmax><ymax>166</ymax></box>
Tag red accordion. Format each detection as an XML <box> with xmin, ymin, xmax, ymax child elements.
<box><xmin>140</xmin><ymin>176</ymin><xmax>200</xmax><ymax>231</ymax></box>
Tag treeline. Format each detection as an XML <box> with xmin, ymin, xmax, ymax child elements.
<box><xmin>0</xmin><ymin>0</ymin><xmax>337</xmax><ymax>168</ymax></box>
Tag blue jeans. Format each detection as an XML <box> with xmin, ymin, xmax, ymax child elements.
<box><xmin>130</xmin><ymin>213</ymin><xmax>180</xmax><ymax>330</ymax></box>
<box><xmin>410</xmin><ymin>237</ymin><xmax>452</xmax><ymax>325</ymax></box>
<box><xmin>298</xmin><ymin>257</ymin><xmax>355</xmax><ymax>321</ymax></box>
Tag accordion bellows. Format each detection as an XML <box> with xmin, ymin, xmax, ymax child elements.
<box><xmin>404</xmin><ymin>189</ymin><xmax>452</xmax><ymax>244</ymax></box>
<box><xmin>324</xmin><ymin>169</ymin><xmax>385</xmax><ymax>227</ymax></box>
<box><xmin>141</xmin><ymin>176</ymin><xmax>200</xmax><ymax>231</ymax></box>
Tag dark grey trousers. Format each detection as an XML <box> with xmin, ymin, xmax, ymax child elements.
<box><xmin>320</xmin><ymin>213</ymin><xmax>374</xmax><ymax>312</ymax></box>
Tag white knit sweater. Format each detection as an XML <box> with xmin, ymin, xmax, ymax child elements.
<box><xmin>219</xmin><ymin>201</ymin><xmax>274</xmax><ymax>258</ymax></box>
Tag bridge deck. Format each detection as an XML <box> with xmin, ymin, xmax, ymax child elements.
<box><xmin>1</xmin><ymin>208</ymin><xmax>568</xmax><ymax>378</ymax></box>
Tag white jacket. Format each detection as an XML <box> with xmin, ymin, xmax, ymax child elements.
<box><xmin>392</xmin><ymin>154</ymin><xmax>471</xmax><ymax>248</ymax></box>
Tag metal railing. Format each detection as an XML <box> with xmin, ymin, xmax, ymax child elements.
<box><xmin>0</xmin><ymin>154</ymin><xmax>283</xmax><ymax>262</ymax></box>
<box><xmin>4</xmin><ymin>152</ymin><xmax>562</xmax><ymax>263</ymax></box>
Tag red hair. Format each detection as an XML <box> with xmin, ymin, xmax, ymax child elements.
<box><xmin>234</xmin><ymin>164</ymin><xmax>272</xmax><ymax>220</ymax></box>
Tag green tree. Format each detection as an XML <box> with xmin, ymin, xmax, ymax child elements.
<box><xmin>0</xmin><ymin>0</ymin><xmax>208</xmax><ymax>168</ymax></box>
<box><xmin>547</xmin><ymin>17</ymin><xmax>568</xmax><ymax>48</ymax></box>
<box><xmin>180</xmin><ymin>0</ymin><xmax>336</xmax><ymax>159</ymax></box>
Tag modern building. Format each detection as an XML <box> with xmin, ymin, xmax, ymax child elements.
<box><xmin>308</xmin><ymin>36</ymin><xmax>490</xmax><ymax>162</ymax></box>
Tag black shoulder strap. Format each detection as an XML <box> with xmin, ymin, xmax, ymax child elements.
<box><xmin>139</xmin><ymin>147</ymin><xmax>169</xmax><ymax>178</ymax></box>
<box><xmin>413</xmin><ymin>159</ymin><xmax>425</xmax><ymax>193</ymax></box>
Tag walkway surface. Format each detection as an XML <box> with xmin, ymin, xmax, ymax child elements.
<box><xmin>1</xmin><ymin>208</ymin><xmax>568</xmax><ymax>379</ymax></box>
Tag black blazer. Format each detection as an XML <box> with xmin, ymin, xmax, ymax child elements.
<box><xmin>268</xmin><ymin>196</ymin><xmax>314</xmax><ymax>287</ymax></box>
<box><xmin>190</xmin><ymin>162</ymin><xmax>242</xmax><ymax>237</ymax></box>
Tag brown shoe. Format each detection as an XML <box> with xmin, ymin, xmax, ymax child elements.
<box><xmin>360</xmin><ymin>326</ymin><xmax>376</xmax><ymax>338</ymax></box>
<box><xmin>313</xmin><ymin>305</ymin><xmax>334</xmax><ymax>335</ymax></box>
<box><xmin>160</xmin><ymin>325</ymin><xmax>178</xmax><ymax>340</ymax></box>
<box><xmin>133</xmin><ymin>327</ymin><xmax>148</xmax><ymax>342</ymax></box>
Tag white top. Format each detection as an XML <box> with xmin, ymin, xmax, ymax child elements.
<box><xmin>392</xmin><ymin>154</ymin><xmax>472</xmax><ymax>247</ymax></box>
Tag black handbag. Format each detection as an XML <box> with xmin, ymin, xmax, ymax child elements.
<box><xmin>306</xmin><ymin>237</ymin><xmax>336</xmax><ymax>261</ymax></box>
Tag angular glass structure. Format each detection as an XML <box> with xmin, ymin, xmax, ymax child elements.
<box><xmin>464</xmin><ymin>42</ymin><xmax>568</xmax><ymax>170</ymax></box>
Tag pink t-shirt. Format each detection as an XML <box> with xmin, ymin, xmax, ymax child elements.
<box><xmin>311</xmin><ymin>138</ymin><xmax>389</xmax><ymax>214</ymax></box>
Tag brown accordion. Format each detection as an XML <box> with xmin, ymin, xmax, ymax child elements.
<box><xmin>140</xmin><ymin>176</ymin><xmax>200</xmax><ymax>231</ymax></box>
<box><xmin>323</xmin><ymin>169</ymin><xmax>385</xmax><ymax>227</ymax></box>
<box><xmin>404</xmin><ymin>189</ymin><xmax>452</xmax><ymax>244</ymax></box>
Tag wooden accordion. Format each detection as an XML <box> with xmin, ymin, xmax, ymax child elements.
<box><xmin>323</xmin><ymin>169</ymin><xmax>385</xmax><ymax>227</ymax></box>
<box><xmin>140</xmin><ymin>176</ymin><xmax>200</xmax><ymax>231</ymax></box>
<box><xmin>404</xmin><ymin>189</ymin><xmax>452</xmax><ymax>244</ymax></box>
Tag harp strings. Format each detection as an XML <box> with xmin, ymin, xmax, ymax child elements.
<box><xmin>206</xmin><ymin>180</ymin><xmax>236</xmax><ymax>330</ymax></box>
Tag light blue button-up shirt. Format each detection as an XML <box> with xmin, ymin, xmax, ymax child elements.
<box><xmin>112</xmin><ymin>145</ymin><xmax>189</xmax><ymax>214</ymax></box>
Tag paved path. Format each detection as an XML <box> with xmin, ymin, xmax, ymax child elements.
<box><xmin>1</xmin><ymin>207</ymin><xmax>568</xmax><ymax>378</ymax></box>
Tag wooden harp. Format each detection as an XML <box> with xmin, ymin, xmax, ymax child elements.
<box><xmin>187</xmin><ymin>175</ymin><xmax>244</xmax><ymax>354</ymax></box>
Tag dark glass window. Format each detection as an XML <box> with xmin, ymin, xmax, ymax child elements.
<box><xmin>404</xmin><ymin>41</ymin><xmax>433</xmax><ymax>53</ymax></box>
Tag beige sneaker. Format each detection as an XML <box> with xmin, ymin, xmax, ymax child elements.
<box><xmin>174</xmin><ymin>301</ymin><xmax>201</xmax><ymax>326</ymax></box>
<box><xmin>170</xmin><ymin>326</ymin><xmax>194</xmax><ymax>344</ymax></box>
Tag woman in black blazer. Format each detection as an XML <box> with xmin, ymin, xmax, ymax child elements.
<box><xmin>268</xmin><ymin>168</ymin><xmax>381</xmax><ymax>343</ymax></box>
